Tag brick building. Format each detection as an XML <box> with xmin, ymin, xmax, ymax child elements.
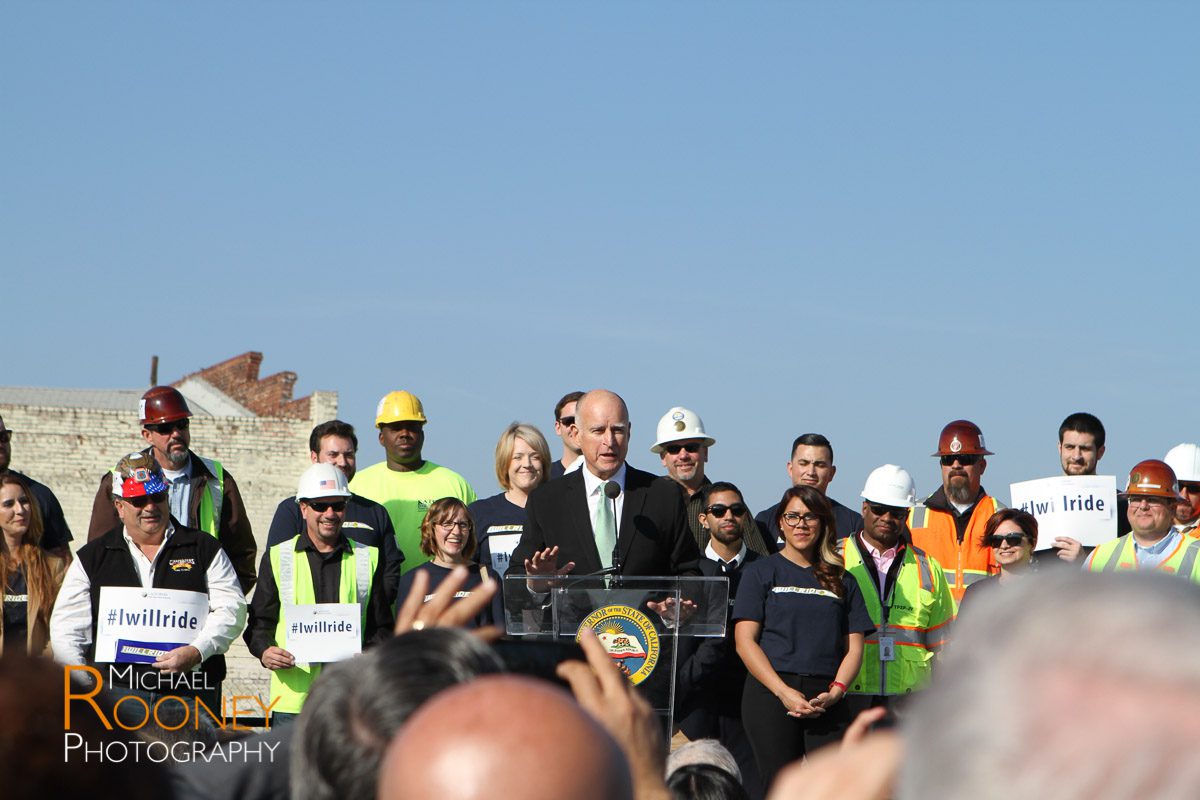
<box><xmin>0</xmin><ymin>352</ymin><xmax>338</xmax><ymax>702</ymax></box>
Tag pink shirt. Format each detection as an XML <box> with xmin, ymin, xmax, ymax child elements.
<box><xmin>858</xmin><ymin>533</ymin><xmax>900</xmax><ymax>597</ymax></box>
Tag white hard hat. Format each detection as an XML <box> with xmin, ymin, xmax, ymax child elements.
<box><xmin>296</xmin><ymin>463</ymin><xmax>352</xmax><ymax>503</ymax></box>
<box><xmin>1164</xmin><ymin>443</ymin><xmax>1200</xmax><ymax>483</ymax></box>
<box><xmin>861</xmin><ymin>464</ymin><xmax>918</xmax><ymax>508</ymax></box>
<box><xmin>651</xmin><ymin>407</ymin><xmax>716</xmax><ymax>453</ymax></box>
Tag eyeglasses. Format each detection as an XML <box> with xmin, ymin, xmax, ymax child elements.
<box><xmin>986</xmin><ymin>533</ymin><xmax>1029</xmax><ymax>548</ymax></box>
<box><xmin>706</xmin><ymin>503</ymin><xmax>748</xmax><ymax>519</ymax></box>
<box><xmin>0</xmin><ymin>430</ymin><xmax>11</xmax><ymax>444</ymax></box>
<box><xmin>1127</xmin><ymin>495</ymin><xmax>1172</xmax><ymax>507</ymax></box>
<box><xmin>437</xmin><ymin>521</ymin><xmax>470</xmax><ymax>531</ymax></box>
<box><xmin>307</xmin><ymin>501</ymin><xmax>347</xmax><ymax>513</ymax></box>
<box><xmin>123</xmin><ymin>491</ymin><xmax>168</xmax><ymax>508</ymax></box>
<box><xmin>867</xmin><ymin>503</ymin><xmax>908</xmax><ymax>520</ymax></box>
<box><xmin>940</xmin><ymin>454</ymin><xmax>981</xmax><ymax>467</ymax></box>
<box><xmin>664</xmin><ymin>443</ymin><xmax>702</xmax><ymax>455</ymax></box>
<box><xmin>145</xmin><ymin>419</ymin><xmax>190</xmax><ymax>435</ymax></box>
<box><xmin>558</xmin><ymin>416</ymin><xmax>575</xmax><ymax>426</ymax></box>
<box><xmin>782</xmin><ymin>511</ymin><xmax>820</xmax><ymax>528</ymax></box>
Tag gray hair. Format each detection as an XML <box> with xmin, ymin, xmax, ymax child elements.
<box><xmin>666</xmin><ymin>739</ymin><xmax>741</xmax><ymax>783</ymax></box>
<box><xmin>900</xmin><ymin>572</ymin><xmax>1200</xmax><ymax>799</ymax></box>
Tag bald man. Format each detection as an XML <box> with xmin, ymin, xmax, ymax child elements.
<box><xmin>511</xmin><ymin>389</ymin><xmax>700</xmax><ymax>578</ymax></box>
<box><xmin>378</xmin><ymin>675</ymin><xmax>633</xmax><ymax>800</ymax></box>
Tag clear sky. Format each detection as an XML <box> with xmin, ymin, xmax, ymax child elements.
<box><xmin>4</xmin><ymin>3</ymin><xmax>1196</xmax><ymax>514</ymax></box>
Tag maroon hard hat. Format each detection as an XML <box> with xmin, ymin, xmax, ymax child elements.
<box><xmin>1121</xmin><ymin>459</ymin><xmax>1186</xmax><ymax>501</ymax></box>
<box><xmin>140</xmin><ymin>386</ymin><xmax>192</xmax><ymax>425</ymax></box>
<box><xmin>932</xmin><ymin>419</ymin><xmax>993</xmax><ymax>457</ymax></box>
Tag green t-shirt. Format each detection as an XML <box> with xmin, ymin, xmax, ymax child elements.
<box><xmin>350</xmin><ymin>461</ymin><xmax>477</xmax><ymax>573</ymax></box>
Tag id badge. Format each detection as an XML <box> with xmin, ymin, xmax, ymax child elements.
<box><xmin>879</xmin><ymin>636</ymin><xmax>896</xmax><ymax>662</ymax></box>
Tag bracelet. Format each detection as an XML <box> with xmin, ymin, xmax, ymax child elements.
<box><xmin>829</xmin><ymin>680</ymin><xmax>847</xmax><ymax>693</ymax></box>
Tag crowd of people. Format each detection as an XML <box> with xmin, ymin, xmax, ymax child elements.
<box><xmin>1</xmin><ymin>387</ymin><xmax>1199</xmax><ymax>799</ymax></box>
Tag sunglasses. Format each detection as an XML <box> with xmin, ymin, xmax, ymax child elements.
<box><xmin>705</xmin><ymin>503</ymin><xmax>748</xmax><ymax>519</ymax></box>
<box><xmin>867</xmin><ymin>503</ymin><xmax>908</xmax><ymax>520</ymax></box>
<box><xmin>664</xmin><ymin>443</ymin><xmax>703</xmax><ymax>455</ymax></box>
<box><xmin>782</xmin><ymin>511</ymin><xmax>820</xmax><ymax>527</ymax></box>
<box><xmin>307</xmin><ymin>501</ymin><xmax>347</xmax><ymax>513</ymax></box>
<box><xmin>0</xmin><ymin>430</ymin><xmax>11</xmax><ymax>444</ymax></box>
<box><xmin>558</xmin><ymin>416</ymin><xmax>575</xmax><ymax>426</ymax></box>
<box><xmin>986</xmin><ymin>533</ymin><xmax>1029</xmax><ymax>548</ymax></box>
<box><xmin>940</xmin><ymin>454</ymin><xmax>981</xmax><ymax>467</ymax></box>
<box><xmin>123</xmin><ymin>491</ymin><xmax>168</xmax><ymax>508</ymax></box>
<box><xmin>145</xmin><ymin>419</ymin><xmax>190</xmax><ymax>435</ymax></box>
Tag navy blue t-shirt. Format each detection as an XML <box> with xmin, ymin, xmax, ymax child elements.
<box><xmin>395</xmin><ymin>561</ymin><xmax>492</xmax><ymax>628</ymax></box>
<box><xmin>468</xmin><ymin>493</ymin><xmax>528</xmax><ymax>579</ymax></box>
<box><xmin>732</xmin><ymin>553</ymin><xmax>873</xmax><ymax>677</ymax></box>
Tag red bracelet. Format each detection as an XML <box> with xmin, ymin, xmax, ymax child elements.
<box><xmin>829</xmin><ymin>680</ymin><xmax>847</xmax><ymax>693</ymax></box>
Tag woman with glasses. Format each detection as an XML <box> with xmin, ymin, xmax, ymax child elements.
<box><xmin>0</xmin><ymin>474</ymin><xmax>68</xmax><ymax>655</ymax></box>
<box><xmin>397</xmin><ymin>498</ymin><xmax>492</xmax><ymax>627</ymax></box>
<box><xmin>959</xmin><ymin>509</ymin><xmax>1038</xmax><ymax>611</ymax></box>
<box><xmin>732</xmin><ymin>486</ymin><xmax>871</xmax><ymax>790</ymax></box>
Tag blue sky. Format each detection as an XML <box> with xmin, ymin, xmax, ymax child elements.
<box><xmin>4</xmin><ymin>3</ymin><xmax>1196</xmax><ymax>513</ymax></box>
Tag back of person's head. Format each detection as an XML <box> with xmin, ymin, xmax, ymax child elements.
<box><xmin>666</xmin><ymin>739</ymin><xmax>741</xmax><ymax>783</ymax></box>
<box><xmin>900</xmin><ymin>572</ymin><xmax>1200</xmax><ymax>799</ymax></box>
<box><xmin>666</xmin><ymin>763</ymin><xmax>750</xmax><ymax>800</ymax></box>
<box><xmin>291</xmin><ymin>628</ymin><xmax>505</xmax><ymax>800</ymax></box>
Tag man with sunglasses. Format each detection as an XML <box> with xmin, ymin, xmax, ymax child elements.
<box><xmin>0</xmin><ymin>415</ymin><xmax>73</xmax><ymax>559</ymax></box>
<box><xmin>246</xmin><ymin>463</ymin><xmax>393</xmax><ymax>721</ymax></box>
<box><xmin>1084</xmin><ymin>459</ymin><xmax>1200</xmax><ymax>579</ymax></box>
<box><xmin>50</xmin><ymin>451</ymin><xmax>247</xmax><ymax>722</ymax></box>
<box><xmin>86</xmin><ymin>386</ymin><xmax>257</xmax><ymax>593</ymax></box>
<box><xmin>909</xmin><ymin>420</ymin><xmax>1002</xmax><ymax>603</ymax></box>
<box><xmin>1163</xmin><ymin>444</ymin><xmax>1200</xmax><ymax>538</ymax></box>
<box><xmin>676</xmin><ymin>481</ymin><xmax>765</xmax><ymax>798</ymax></box>
<box><xmin>844</xmin><ymin>465</ymin><xmax>954</xmax><ymax>718</ymax></box>
<box><xmin>549</xmin><ymin>390</ymin><xmax>585</xmax><ymax>480</ymax></box>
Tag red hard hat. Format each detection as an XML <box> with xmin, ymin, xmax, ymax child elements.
<box><xmin>1121</xmin><ymin>459</ymin><xmax>1185</xmax><ymax>501</ymax></box>
<box><xmin>932</xmin><ymin>419</ymin><xmax>993</xmax><ymax>457</ymax></box>
<box><xmin>140</xmin><ymin>386</ymin><xmax>192</xmax><ymax>425</ymax></box>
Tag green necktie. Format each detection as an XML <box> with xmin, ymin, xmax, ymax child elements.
<box><xmin>594</xmin><ymin>484</ymin><xmax>617</xmax><ymax>569</ymax></box>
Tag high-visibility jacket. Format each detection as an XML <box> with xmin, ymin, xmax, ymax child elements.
<box><xmin>1085</xmin><ymin>532</ymin><xmax>1200</xmax><ymax>581</ymax></box>
<box><xmin>844</xmin><ymin>539</ymin><xmax>956</xmax><ymax>696</ymax></box>
<box><xmin>268</xmin><ymin>535</ymin><xmax>379</xmax><ymax>713</ymax></box>
<box><xmin>909</xmin><ymin>494</ymin><xmax>1001</xmax><ymax>603</ymax></box>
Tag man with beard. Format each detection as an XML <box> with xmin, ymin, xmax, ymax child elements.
<box><xmin>86</xmin><ymin>386</ymin><xmax>257</xmax><ymax>592</ymax></box>
<box><xmin>1163</xmin><ymin>444</ymin><xmax>1200</xmax><ymax>538</ymax></box>
<box><xmin>908</xmin><ymin>420</ymin><xmax>1001</xmax><ymax>603</ymax></box>
<box><xmin>1056</xmin><ymin>412</ymin><xmax>1129</xmax><ymax>550</ymax></box>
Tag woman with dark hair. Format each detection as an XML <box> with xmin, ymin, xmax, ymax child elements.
<box><xmin>960</xmin><ymin>508</ymin><xmax>1039</xmax><ymax>610</ymax></box>
<box><xmin>0</xmin><ymin>473</ymin><xmax>68</xmax><ymax>655</ymax></box>
<box><xmin>732</xmin><ymin>486</ymin><xmax>871</xmax><ymax>790</ymax></box>
<box><xmin>396</xmin><ymin>498</ymin><xmax>493</xmax><ymax>627</ymax></box>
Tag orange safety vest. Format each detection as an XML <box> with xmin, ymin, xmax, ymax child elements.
<box><xmin>908</xmin><ymin>495</ymin><xmax>1000</xmax><ymax>603</ymax></box>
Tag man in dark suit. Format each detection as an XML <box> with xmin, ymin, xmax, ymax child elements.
<box><xmin>676</xmin><ymin>481</ymin><xmax>764</xmax><ymax>799</ymax></box>
<box><xmin>511</xmin><ymin>389</ymin><xmax>700</xmax><ymax>581</ymax></box>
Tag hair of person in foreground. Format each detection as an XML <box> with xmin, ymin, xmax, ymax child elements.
<box><xmin>900</xmin><ymin>572</ymin><xmax>1200</xmax><ymax>800</ymax></box>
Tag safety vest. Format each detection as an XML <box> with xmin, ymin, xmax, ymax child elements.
<box><xmin>109</xmin><ymin>454</ymin><xmax>223</xmax><ymax>538</ymax></box>
<box><xmin>1086</xmin><ymin>532</ymin><xmax>1200</xmax><ymax>581</ymax></box>
<box><xmin>908</xmin><ymin>495</ymin><xmax>1000</xmax><ymax>603</ymax></box>
<box><xmin>268</xmin><ymin>535</ymin><xmax>379</xmax><ymax>714</ymax></box>
<box><xmin>843</xmin><ymin>540</ymin><xmax>956</xmax><ymax>696</ymax></box>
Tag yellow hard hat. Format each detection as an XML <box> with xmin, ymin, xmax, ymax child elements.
<box><xmin>375</xmin><ymin>390</ymin><xmax>427</xmax><ymax>427</ymax></box>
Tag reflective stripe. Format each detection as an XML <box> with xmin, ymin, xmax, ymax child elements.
<box><xmin>914</xmin><ymin>550</ymin><xmax>932</xmax><ymax>592</ymax></box>
<box><xmin>279</xmin><ymin>544</ymin><xmax>296</xmax><ymax>608</ymax></box>
<box><xmin>1178</xmin><ymin>538</ymin><xmax>1200</xmax><ymax>578</ymax></box>
<box><xmin>909</xmin><ymin>506</ymin><xmax>929</xmax><ymax>529</ymax></box>
<box><xmin>961</xmin><ymin>571</ymin><xmax>991</xmax><ymax>586</ymax></box>
<box><xmin>1100</xmin><ymin>535</ymin><xmax>1132</xmax><ymax>573</ymax></box>
<box><xmin>196</xmin><ymin>457</ymin><xmax>225</xmax><ymax>539</ymax></box>
<box><xmin>876</xmin><ymin>626</ymin><xmax>927</xmax><ymax>647</ymax></box>
<box><xmin>353</xmin><ymin>540</ymin><xmax>371</xmax><ymax>607</ymax></box>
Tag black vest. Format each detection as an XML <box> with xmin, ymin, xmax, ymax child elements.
<box><xmin>76</xmin><ymin>522</ymin><xmax>228</xmax><ymax>689</ymax></box>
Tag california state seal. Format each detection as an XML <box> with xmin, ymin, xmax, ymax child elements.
<box><xmin>577</xmin><ymin>604</ymin><xmax>660</xmax><ymax>685</ymax></box>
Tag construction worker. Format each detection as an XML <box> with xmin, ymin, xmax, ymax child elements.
<box><xmin>1084</xmin><ymin>459</ymin><xmax>1200</xmax><ymax>579</ymax></box>
<box><xmin>86</xmin><ymin>386</ymin><xmax>257</xmax><ymax>593</ymax></box>
<box><xmin>1163</xmin><ymin>444</ymin><xmax>1200</xmax><ymax>538</ymax></box>
<box><xmin>245</xmin><ymin>463</ymin><xmax>393</xmax><ymax>722</ymax></box>
<box><xmin>349</xmin><ymin>391</ymin><xmax>476</xmax><ymax>574</ymax></box>
<box><xmin>909</xmin><ymin>420</ymin><xmax>1001</xmax><ymax>603</ymax></box>
<box><xmin>844</xmin><ymin>465</ymin><xmax>955</xmax><ymax>716</ymax></box>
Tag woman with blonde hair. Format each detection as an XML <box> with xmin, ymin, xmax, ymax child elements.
<box><xmin>469</xmin><ymin>423</ymin><xmax>552</xmax><ymax>582</ymax></box>
<box><xmin>1</xmin><ymin>473</ymin><xmax>68</xmax><ymax>654</ymax></box>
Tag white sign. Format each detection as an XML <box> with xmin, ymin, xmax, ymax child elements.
<box><xmin>95</xmin><ymin>587</ymin><xmax>209</xmax><ymax>664</ymax></box>
<box><xmin>284</xmin><ymin>603</ymin><xmax>362</xmax><ymax>664</ymax></box>
<box><xmin>485</xmin><ymin>528</ymin><xmax>523</xmax><ymax>576</ymax></box>
<box><xmin>1009</xmin><ymin>475</ymin><xmax>1118</xmax><ymax>548</ymax></box>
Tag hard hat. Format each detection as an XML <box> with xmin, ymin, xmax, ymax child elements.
<box><xmin>1120</xmin><ymin>459</ymin><xmax>1185</xmax><ymax>501</ymax></box>
<box><xmin>140</xmin><ymin>386</ymin><xmax>192</xmax><ymax>425</ymax></box>
<box><xmin>932</xmin><ymin>419</ymin><xmax>993</xmax><ymax>457</ymax></box>
<box><xmin>375</xmin><ymin>390</ymin><xmax>427</xmax><ymax>427</ymax></box>
<box><xmin>861</xmin><ymin>464</ymin><xmax>918</xmax><ymax>508</ymax></box>
<box><xmin>650</xmin><ymin>407</ymin><xmax>716</xmax><ymax>454</ymax></box>
<box><xmin>296</xmin><ymin>463</ymin><xmax>352</xmax><ymax>503</ymax></box>
<box><xmin>112</xmin><ymin>451</ymin><xmax>168</xmax><ymax>499</ymax></box>
<box><xmin>1163</xmin><ymin>444</ymin><xmax>1200</xmax><ymax>483</ymax></box>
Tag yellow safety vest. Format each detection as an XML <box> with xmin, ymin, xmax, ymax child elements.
<box><xmin>1086</xmin><ymin>532</ymin><xmax>1200</xmax><ymax>581</ymax></box>
<box><xmin>268</xmin><ymin>535</ymin><xmax>378</xmax><ymax>714</ymax></box>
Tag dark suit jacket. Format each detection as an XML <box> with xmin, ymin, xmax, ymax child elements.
<box><xmin>511</xmin><ymin>464</ymin><xmax>701</xmax><ymax>577</ymax></box>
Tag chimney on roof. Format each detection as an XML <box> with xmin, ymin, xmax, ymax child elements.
<box><xmin>150</xmin><ymin>355</ymin><xmax>159</xmax><ymax>385</ymax></box>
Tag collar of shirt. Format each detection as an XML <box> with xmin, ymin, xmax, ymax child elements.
<box><xmin>161</xmin><ymin>458</ymin><xmax>193</xmax><ymax>482</ymax></box>
<box><xmin>296</xmin><ymin>530</ymin><xmax>352</xmax><ymax>556</ymax></box>
<box><xmin>1135</xmin><ymin>528</ymin><xmax>1181</xmax><ymax>556</ymax></box>
<box><xmin>705</xmin><ymin>540</ymin><xmax>747</xmax><ymax>569</ymax></box>
<box><xmin>121</xmin><ymin>521</ymin><xmax>177</xmax><ymax>582</ymax></box>
<box><xmin>582</xmin><ymin>462</ymin><xmax>626</xmax><ymax>496</ymax></box>
<box><xmin>563</xmin><ymin>457</ymin><xmax>584</xmax><ymax>475</ymax></box>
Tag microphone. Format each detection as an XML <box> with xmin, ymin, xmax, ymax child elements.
<box><xmin>604</xmin><ymin>481</ymin><xmax>622</xmax><ymax>577</ymax></box>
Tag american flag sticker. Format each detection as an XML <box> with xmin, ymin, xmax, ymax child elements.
<box><xmin>319</xmin><ymin>479</ymin><xmax>336</xmax><ymax>489</ymax></box>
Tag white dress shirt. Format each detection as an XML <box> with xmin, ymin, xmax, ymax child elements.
<box><xmin>581</xmin><ymin>462</ymin><xmax>626</xmax><ymax>539</ymax></box>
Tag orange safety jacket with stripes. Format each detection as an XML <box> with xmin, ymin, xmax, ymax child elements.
<box><xmin>843</xmin><ymin>537</ymin><xmax>956</xmax><ymax>696</ymax></box>
<box><xmin>908</xmin><ymin>489</ymin><xmax>1001</xmax><ymax>603</ymax></box>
